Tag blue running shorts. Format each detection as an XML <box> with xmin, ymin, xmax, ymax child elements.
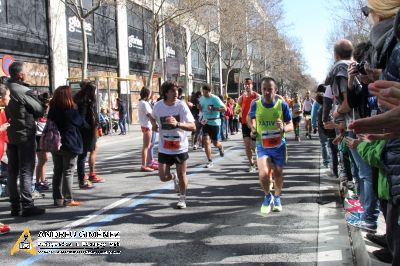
<box><xmin>256</xmin><ymin>143</ymin><xmax>287</xmax><ymax>167</ymax></box>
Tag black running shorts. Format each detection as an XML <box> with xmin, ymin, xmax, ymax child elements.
<box><xmin>158</xmin><ymin>152</ymin><xmax>189</xmax><ymax>166</ymax></box>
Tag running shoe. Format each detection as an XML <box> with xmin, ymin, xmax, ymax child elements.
<box><xmin>219</xmin><ymin>147</ymin><xmax>225</xmax><ymax>157</ymax></box>
<box><xmin>141</xmin><ymin>166</ymin><xmax>155</xmax><ymax>172</ymax></box>
<box><xmin>272</xmin><ymin>195</ymin><xmax>282</xmax><ymax>212</ymax></box>
<box><xmin>89</xmin><ymin>173</ymin><xmax>105</xmax><ymax>183</ymax></box>
<box><xmin>345</xmin><ymin>211</ymin><xmax>362</xmax><ymax>220</ymax></box>
<box><xmin>248</xmin><ymin>164</ymin><xmax>256</xmax><ymax>173</ymax></box>
<box><xmin>260</xmin><ymin>193</ymin><xmax>274</xmax><ymax>215</ymax></box>
<box><xmin>151</xmin><ymin>160</ymin><xmax>159</xmax><ymax>166</ymax></box>
<box><xmin>358</xmin><ymin>221</ymin><xmax>377</xmax><ymax>233</ymax></box>
<box><xmin>0</xmin><ymin>223</ymin><xmax>10</xmax><ymax>234</ymax></box>
<box><xmin>193</xmin><ymin>144</ymin><xmax>198</xmax><ymax>150</ymax></box>
<box><xmin>53</xmin><ymin>199</ymin><xmax>64</xmax><ymax>207</ymax></box>
<box><xmin>176</xmin><ymin>196</ymin><xmax>186</xmax><ymax>209</ymax></box>
<box><xmin>205</xmin><ymin>161</ymin><xmax>213</xmax><ymax>168</ymax></box>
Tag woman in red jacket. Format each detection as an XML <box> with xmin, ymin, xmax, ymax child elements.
<box><xmin>0</xmin><ymin>83</ymin><xmax>11</xmax><ymax>234</ymax></box>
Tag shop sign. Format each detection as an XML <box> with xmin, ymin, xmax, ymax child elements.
<box><xmin>68</xmin><ymin>16</ymin><xmax>92</xmax><ymax>36</ymax></box>
<box><xmin>128</xmin><ymin>34</ymin><xmax>143</xmax><ymax>50</ymax></box>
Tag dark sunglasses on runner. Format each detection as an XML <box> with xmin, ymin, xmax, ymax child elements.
<box><xmin>361</xmin><ymin>6</ymin><xmax>370</xmax><ymax>17</ymax></box>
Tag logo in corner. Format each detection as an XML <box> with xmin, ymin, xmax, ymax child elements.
<box><xmin>11</xmin><ymin>227</ymin><xmax>36</xmax><ymax>256</ymax></box>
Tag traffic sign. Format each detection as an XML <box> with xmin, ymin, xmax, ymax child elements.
<box><xmin>2</xmin><ymin>55</ymin><xmax>14</xmax><ymax>76</ymax></box>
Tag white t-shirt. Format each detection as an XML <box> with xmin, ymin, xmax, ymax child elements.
<box><xmin>153</xmin><ymin>99</ymin><xmax>195</xmax><ymax>155</ymax></box>
<box><xmin>324</xmin><ymin>85</ymin><xmax>334</xmax><ymax>99</ymax></box>
<box><xmin>303</xmin><ymin>98</ymin><xmax>314</xmax><ymax>112</ymax></box>
<box><xmin>138</xmin><ymin>100</ymin><xmax>152</xmax><ymax>128</ymax></box>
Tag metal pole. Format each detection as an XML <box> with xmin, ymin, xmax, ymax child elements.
<box><xmin>107</xmin><ymin>77</ymin><xmax>113</xmax><ymax>134</ymax></box>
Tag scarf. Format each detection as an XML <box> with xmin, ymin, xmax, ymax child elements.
<box><xmin>369</xmin><ymin>18</ymin><xmax>395</xmax><ymax>68</ymax></box>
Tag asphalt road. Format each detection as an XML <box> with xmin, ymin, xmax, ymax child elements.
<box><xmin>0</xmin><ymin>130</ymin><xmax>351</xmax><ymax>265</ymax></box>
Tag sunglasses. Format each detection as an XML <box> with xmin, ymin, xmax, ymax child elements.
<box><xmin>361</xmin><ymin>6</ymin><xmax>370</xmax><ymax>17</ymax></box>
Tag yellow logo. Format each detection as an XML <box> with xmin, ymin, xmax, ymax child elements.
<box><xmin>10</xmin><ymin>227</ymin><xmax>36</xmax><ymax>256</ymax></box>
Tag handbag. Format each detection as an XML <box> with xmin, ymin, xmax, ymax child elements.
<box><xmin>39</xmin><ymin>119</ymin><xmax>61</xmax><ymax>152</ymax></box>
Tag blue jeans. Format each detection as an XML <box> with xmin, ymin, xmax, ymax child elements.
<box><xmin>7</xmin><ymin>138</ymin><xmax>36</xmax><ymax>210</ymax></box>
<box><xmin>149</xmin><ymin>131</ymin><xmax>156</xmax><ymax>162</ymax></box>
<box><xmin>318</xmin><ymin>130</ymin><xmax>330</xmax><ymax>166</ymax></box>
<box><xmin>119</xmin><ymin>114</ymin><xmax>127</xmax><ymax>134</ymax></box>
<box><xmin>348</xmin><ymin>132</ymin><xmax>379</xmax><ymax>224</ymax></box>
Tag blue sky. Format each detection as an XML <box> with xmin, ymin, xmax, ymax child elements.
<box><xmin>281</xmin><ymin>0</ymin><xmax>334</xmax><ymax>83</ymax></box>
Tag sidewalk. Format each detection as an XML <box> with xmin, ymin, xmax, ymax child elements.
<box><xmin>317</xmin><ymin>153</ymin><xmax>390</xmax><ymax>266</ymax></box>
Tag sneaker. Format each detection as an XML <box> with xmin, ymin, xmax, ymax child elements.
<box><xmin>366</xmin><ymin>233</ymin><xmax>388</xmax><ymax>248</ymax></box>
<box><xmin>272</xmin><ymin>195</ymin><xmax>282</xmax><ymax>212</ymax></box>
<box><xmin>219</xmin><ymin>147</ymin><xmax>224</xmax><ymax>157</ymax></box>
<box><xmin>31</xmin><ymin>190</ymin><xmax>44</xmax><ymax>199</ymax></box>
<box><xmin>176</xmin><ymin>196</ymin><xmax>186</xmax><ymax>209</ymax></box>
<box><xmin>0</xmin><ymin>223</ymin><xmax>10</xmax><ymax>234</ymax></box>
<box><xmin>248</xmin><ymin>164</ymin><xmax>256</xmax><ymax>173</ymax></box>
<box><xmin>64</xmin><ymin>200</ymin><xmax>81</xmax><ymax>207</ymax></box>
<box><xmin>172</xmin><ymin>172</ymin><xmax>179</xmax><ymax>193</ymax></box>
<box><xmin>35</xmin><ymin>182</ymin><xmax>49</xmax><ymax>191</ymax></box>
<box><xmin>141</xmin><ymin>166</ymin><xmax>154</xmax><ymax>172</ymax></box>
<box><xmin>260</xmin><ymin>193</ymin><xmax>274</xmax><ymax>215</ymax></box>
<box><xmin>295</xmin><ymin>136</ymin><xmax>301</xmax><ymax>142</ymax></box>
<box><xmin>89</xmin><ymin>173</ymin><xmax>105</xmax><ymax>183</ymax></box>
<box><xmin>193</xmin><ymin>144</ymin><xmax>198</xmax><ymax>150</ymax></box>
<box><xmin>372</xmin><ymin>248</ymin><xmax>393</xmax><ymax>263</ymax></box>
<box><xmin>205</xmin><ymin>161</ymin><xmax>213</xmax><ymax>168</ymax></box>
<box><xmin>346</xmin><ymin>211</ymin><xmax>362</xmax><ymax>220</ymax></box>
<box><xmin>201</xmin><ymin>147</ymin><xmax>205</xmax><ymax>151</ymax></box>
<box><xmin>151</xmin><ymin>160</ymin><xmax>159</xmax><ymax>166</ymax></box>
<box><xmin>79</xmin><ymin>179</ymin><xmax>95</xmax><ymax>190</ymax></box>
<box><xmin>22</xmin><ymin>206</ymin><xmax>46</xmax><ymax>217</ymax></box>
<box><xmin>148</xmin><ymin>163</ymin><xmax>159</xmax><ymax>170</ymax></box>
<box><xmin>345</xmin><ymin>205</ymin><xmax>364</xmax><ymax>213</ymax></box>
<box><xmin>346</xmin><ymin>215</ymin><xmax>361</xmax><ymax>227</ymax></box>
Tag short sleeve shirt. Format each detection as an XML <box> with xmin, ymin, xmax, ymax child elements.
<box><xmin>138</xmin><ymin>100</ymin><xmax>153</xmax><ymax>128</ymax></box>
<box><xmin>199</xmin><ymin>95</ymin><xmax>224</xmax><ymax>126</ymax></box>
<box><xmin>153</xmin><ymin>100</ymin><xmax>195</xmax><ymax>155</ymax></box>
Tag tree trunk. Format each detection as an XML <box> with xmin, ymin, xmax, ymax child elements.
<box><xmin>80</xmin><ymin>18</ymin><xmax>88</xmax><ymax>80</ymax></box>
<box><xmin>146</xmin><ymin>29</ymin><xmax>158</xmax><ymax>89</ymax></box>
<box><xmin>225</xmin><ymin>67</ymin><xmax>231</xmax><ymax>97</ymax></box>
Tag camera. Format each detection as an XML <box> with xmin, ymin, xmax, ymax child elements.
<box><xmin>355</xmin><ymin>61</ymin><xmax>367</xmax><ymax>75</ymax></box>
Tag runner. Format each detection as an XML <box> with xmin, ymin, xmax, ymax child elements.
<box><xmin>238</xmin><ymin>78</ymin><xmax>260</xmax><ymax>172</ymax></box>
<box><xmin>151</xmin><ymin>81</ymin><xmax>195</xmax><ymax>209</ymax></box>
<box><xmin>199</xmin><ymin>84</ymin><xmax>226</xmax><ymax>168</ymax></box>
<box><xmin>302</xmin><ymin>90</ymin><xmax>314</xmax><ymax>139</ymax></box>
<box><xmin>291</xmin><ymin>93</ymin><xmax>302</xmax><ymax>141</ymax></box>
<box><xmin>249</xmin><ymin>77</ymin><xmax>293</xmax><ymax>215</ymax></box>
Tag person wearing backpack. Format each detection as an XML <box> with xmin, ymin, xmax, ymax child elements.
<box><xmin>47</xmin><ymin>86</ymin><xmax>86</xmax><ymax>207</ymax></box>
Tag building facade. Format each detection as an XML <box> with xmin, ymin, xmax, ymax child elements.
<box><xmin>0</xmin><ymin>0</ymin><xmax>222</xmax><ymax>123</ymax></box>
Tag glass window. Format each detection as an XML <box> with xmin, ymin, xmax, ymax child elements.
<box><xmin>94</xmin><ymin>14</ymin><xmax>117</xmax><ymax>49</ymax></box>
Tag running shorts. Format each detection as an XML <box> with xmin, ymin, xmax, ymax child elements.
<box><xmin>158</xmin><ymin>152</ymin><xmax>189</xmax><ymax>166</ymax></box>
<box><xmin>242</xmin><ymin>124</ymin><xmax>251</xmax><ymax>138</ymax></box>
<box><xmin>202</xmin><ymin>124</ymin><xmax>220</xmax><ymax>141</ymax></box>
<box><xmin>256</xmin><ymin>143</ymin><xmax>287</xmax><ymax>167</ymax></box>
<box><xmin>292</xmin><ymin>116</ymin><xmax>301</xmax><ymax>124</ymax></box>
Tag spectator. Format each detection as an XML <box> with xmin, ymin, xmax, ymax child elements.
<box><xmin>0</xmin><ymin>83</ymin><xmax>11</xmax><ymax>233</ymax></box>
<box><xmin>114</xmin><ymin>98</ymin><xmax>127</xmax><ymax>135</ymax></box>
<box><xmin>48</xmin><ymin>86</ymin><xmax>85</xmax><ymax>207</ymax></box>
<box><xmin>5</xmin><ymin>62</ymin><xmax>45</xmax><ymax>217</ymax></box>
<box><xmin>138</xmin><ymin>87</ymin><xmax>157</xmax><ymax>172</ymax></box>
<box><xmin>74</xmin><ymin>82</ymin><xmax>104</xmax><ymax>189</ymax></box>
<box><xmin>99</xmin><ymin>108</ymin><xmax>110</xmax><ymax>135</ymax></box>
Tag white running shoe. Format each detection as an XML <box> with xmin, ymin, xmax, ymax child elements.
<box><xmin>248</xmin><ymin>165</ymin><xmax>256</xmax><ymax>173</ymax></box>
<box><xmin>177</xmin><ymin>196</ymin><xmax>186</xmax><ymax>209</ymax></box>
<box><xmin>205</xmin><ymin>161</ymin><xmax>213</xmax><ymax>168</ymax></box>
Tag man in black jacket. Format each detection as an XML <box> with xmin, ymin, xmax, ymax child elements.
<box><xmin>5</xmin><ymin>62</ymin><xmax>45</xmax><ymax>217</ymax></box>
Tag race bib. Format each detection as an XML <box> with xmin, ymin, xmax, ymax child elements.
<box><xmin>261</xmin><ymin>130</ymin><xmax>282</xmax><ymax>149</ymax></box>
<box><xmin>163</xmin><ymin>135</ymin><xmax>180</xmax><ymax>151</ymax></box>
